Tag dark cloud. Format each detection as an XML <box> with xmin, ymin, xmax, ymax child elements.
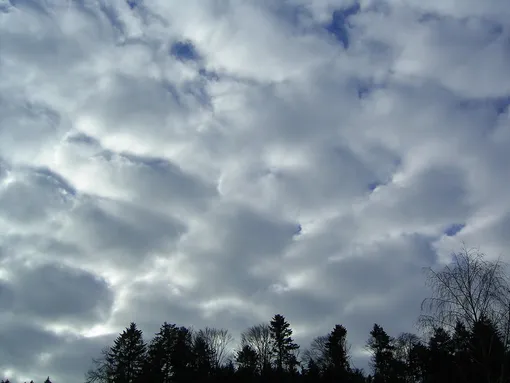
<box><xmin>9</xmin><ymin>263</ymin><xmax>114</xmax><ymax>324</ymax></box>
<box><xmin>0</xmin><ymin>318</ymin><xmax>61</xmax><ymax>370</ymax></box>
<box><xmin>62</xmin><ymin>196</ymin><xmax>186</xmax><ymax>267</ymax></box>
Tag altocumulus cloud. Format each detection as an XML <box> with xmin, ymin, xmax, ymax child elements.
<box><xmin>0</xmin><ymin>0</ymin><xmax>510</xmax><ymax>380</ymax></box>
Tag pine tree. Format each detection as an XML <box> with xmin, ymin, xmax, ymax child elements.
<box><xmin>302</xmin><ymin>358</ymin><xmax>321</xmax><ymax>383</ymax></box>
<box><xmin>470</xmin><ymin>316</ymin><xmax>506</xmax><ymax>383</ymax></box>
<box><xmin>170</xmin><ymin>326</ymin><xmax>194</xmax><ymax>383</ymax></box>
<box><xmin>236</xmin><ymin>344</ymin><xmax>259</xmax><ymax>377</ymax></box>
<box><xmin>192</xmin><ymin>331</ymin><xmax>214</xmax><ymax>379</ymax></box>
<box><xmin>87</xmin><ymin>322</ymin><xmax>147</xmax><ymax>383</ymax></box>
<box><xmin>452</xmin><ymin>321</ymin><xmax>471</xmax><ymax>382</ymax></box>
<box><xmin>366</xmin><ymin>324</ymin><xmax>399</xmax><ymax>383</ymax></box>
<box><xmin>324</xmin><ymin>324</ymin><xmax>350</xmax><ymax>380</ymax></box>
<box><xmin>408</xmin><ymin>342</ymin><xmax>428</xmax><ymax>383</ymax></box>
<box><xmin>269</xmin><ymin>314</ymin><xmax>300</xmax><ymax>374</ymax></box>
<box><xmin>427</xmin><ymin>326</ymin><xmax>454</xmax><ymax>383</ymax></box>
<box><xmin>144</xmin><ymin>322</ymin><xmax>179</xmax><ymax>383</ymax></box>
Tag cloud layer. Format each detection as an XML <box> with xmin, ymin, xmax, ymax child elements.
<box><xmin>1</xmin><ymin>0</ymin><xmax>509</xmax><ymax>380</ymax></box>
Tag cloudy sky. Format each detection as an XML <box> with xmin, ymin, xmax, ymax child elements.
<box><xmin>1</xmin><ymin>0</ymin><xmax>510</xmax><ymax>381</ymax></box>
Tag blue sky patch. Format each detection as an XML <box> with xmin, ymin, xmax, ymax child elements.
<box><xmin>324</xmin><ymin>2</ymin><xmax>361</xmax><ymax>49</ymax></box>
<box><xmin>126</xmin><ymin>0</ymin><xmax>139</xmax><ymax>9</ymax></box>
<box><xmin>368</xmin><ymin>182</ymin><xmax>380</xmax><ymax>191</ymax></box>
<box><xmin>493</xmin><ymin>96</ymin><xmax>510</xmax><ymax>115</ymax></box>
<box><xmin>444</xmin><ymin>223</ymin><xmax>465</xmax><ymax>236</ymax></box>
<box><xmin>171</xmin><ymin>40</ymin><xmax>201</xmax><ymax>62</ymax></box>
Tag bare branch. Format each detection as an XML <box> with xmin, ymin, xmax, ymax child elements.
<box><xmin>197</xmin><ymin>327</ymin><xmax>234</xmax><ymax>369</ymax></box>
<box><xmin>419</xmin><ymin>247</ymin><xmax>510</xmax><ymax>342</ymax></box>
<box><xmin>241</xmin><ymin>324</ymin><xmax>272</xmax><ymax>370</ymax></box>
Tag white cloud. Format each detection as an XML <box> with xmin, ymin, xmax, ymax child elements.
<box><xmin>1</xmin><ymin>0</ymin><xmax>510</xmax><ymax>381</ymax></box>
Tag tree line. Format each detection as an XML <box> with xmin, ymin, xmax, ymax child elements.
<box><xmin>0</xmin><ymin>377</ymin><xmax>52</xmax><ymax>383</ymax></box>
<box><xmin>3</xmin><ymin>247</ymin><xmax>510</xmax><ymax>383</ymax></box>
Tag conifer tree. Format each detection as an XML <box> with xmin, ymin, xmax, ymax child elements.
<box><xmin>170</xmin><ymin>326</ymin><xmax>194</xmax><ymax>383</ymax></box>
<box><xmin>269</xmin><ymin>314</ymin><xmax>300</xmax><ymax>374</ymax></box>
<box><xmin>427</xmin><ymin>326</ymin><xmax>454</xmax><ymax>383</ymax></box>
<box><xmin>86</xmin><ymin>322</ymin><xmax>146</xmax><ymax>383</ymax></box>
<box><xmin>192</xmin><ymin>331</ymin><xmax>214</xmax><ymax>380</ymax></box>
<box><xmin>325</xmin><ymin>324</ymin><xmax>350</xmax><ymax>379</ymax></box>
<box><xmin>470</xmin><ymin>316</ymin><xmax>506</xmax><ymax>383</ymax></box>
<box><xmin>144</xmin><ymin>322</ymin><xmax>179</xmax><ymax>383</ymax></box>
<box><xmin>236</xmin><ymin>344</ymin><xmax>259</xmax><ymax>377</ymax></box>
<box><xmin>366</xmin><ymin>324</ymin><xmax>399</xmax><ymax>383</ymax></box>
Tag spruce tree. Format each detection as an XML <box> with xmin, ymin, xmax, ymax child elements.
<box><xmin>105</xmin><ymin>322</ymin><xmax>147</xmax><ymax>383</ymax></box>
<box><xmin>269</xmin><ymin>314</ymin><xmax>300</xmax><ymax>374</ymax></box>
<box><xmin>144</xmin><ymin>322</ymin><xmax>179</xmax><ymax>383</ymax></box>
<box><xmin>470</xmin><ymin>316</ymin><xmax>506</xmax><ymax>383</ymax></box>
<box><xmin>236</xmin><ymin>344</ymin><xmax>259</xmax><ymax>377</ymax></box>
<box><xmin>170</xmin><ymin>326</ymin><xmax>194</xmax><ymax>383</ymax></box>
<box><xmin>192</xmin><ymin>331</ymin><xmax>214</xmax><ymax>380</ymax></box>
<box><xmin>367</xmin><ymin>324</ymin><xmax>399</xmax><ymax>383</ymax></box>
<box><xmin>325</xmin><ymin>324</ymin><xmax>350</xmax><ymax>379</ymax></box>
<box><xmin>427</xmin><ymin>327</ymin><xmax>454</xmax><ymax>383</ymax></box>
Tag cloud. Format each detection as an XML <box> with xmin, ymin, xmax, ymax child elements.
<box><xmin>0</xmin><ymin>317</ymin><xmax>62</xmax><ymax>377</ymax></box>
<box><xmin>7</xmin><ymin>262</ymin><xmax>114</xmax><ymax>324</ymax></box>
<box><xmin>1</xmin><ymin>0</ymin><xmax>510</xmax><ymax>381</ymax></box>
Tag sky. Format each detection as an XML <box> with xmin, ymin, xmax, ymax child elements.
<box><xmin>0</xmin><ymin>0</ymin><xmax>510</xmax><ymax>381</ymax></box>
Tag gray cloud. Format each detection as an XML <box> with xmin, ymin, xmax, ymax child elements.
<box><xmin>8</xmin><ymin>262</ymin><xmax>114</xmax><ymax>324</ymax></box>
<box><xmin>0</xmin><ymin>318</ymin><xmax>61</xmax><ymax>372</ymax></box>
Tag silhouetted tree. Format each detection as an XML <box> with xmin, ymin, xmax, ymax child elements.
<box><xmin>470</xmin><ymin>315</ymin><xmax>506</xmax><ymax>383</ymax></box>
<box><xmin>196</xmin><ymin>327</ymin><xmax>234</xmax><ymax>369</ymax></box>
<box><xmin>303</xmin><ymin>335</ymin><xmax>329</xmax><ymax>374</ymax></box>
<box><xmin>407</xmin><ymin>341</ymin><xmax>428</xmax><ymax>383</ymax></box>
<box><xmin>79</xmin><ymin>247</ymin><xmax>510</xmax><ymax>383</ymax></box>
<box><xmin>427</xmin><ymin>326</ymin><xmax>454</xmax><ymax>383</ymax></box>
<box><xmin>366</xmin><ymin>324</ymin><xmax>400</xmax><ymax>383</ymax></box>
<box><xmin>143</xmin><ymin>322</ymin><xmax>179</xmax><ymax>383</ymax></box>
<box><xmin>241</xmin><ymin>323</ymin><xmax>272</xmax><ymax>374</ymax></box>
<box><xmin>420</xmin><ymin>247</ymin><xmax>510</xmax><ymax>337</ymax></box>
<box><xmin>420</xmin><ymin>247</ymin><xmax>510</xmax><ymax>383</ymax></box>
<box><xmin>302</xmin><ymin>358</ymin><xmax>321</xmax><ymax>382</ymax></box>
<box><xmin>393</xmin><ymin>332</ymin><xmax>422</xmax><ymax>382</ymax></box>
<box><xmin>85</xmin><ymin>346</ymin><xmax>114</xmax><ymax>383</ymax></box>
<box><xmin>215</xmin><ymin>360</ymin><xmax>236</xmax><ymax>383</ymax></box>
<box><xmin>451</xmin><ymin>321</ymin><xmax>471</xmax><ymax>383</ymax></box>
<box><xmin>269</xmin><ymin>314</ymin><xmax>300</xmax><ymax>375</ymax></box>
<box><xmin>236</xmin><ymin>344</ymin><xmax>259</xmax><ymax>378</ymax></box>
<box><xmin>192</xmin><ymin>330</ymin><xmax>214</xmax><ymax>380</ymax></box>
<box><xmin>324</xmin><ymin>324</ymin><xmax>351</xmax><ymax>381</ymax></box>
<box><xmin>85</xmin><ymin>322</ymin><xmax>146</xmax><ymax>383</ymax></box>
<box><xmin>171</xmin><ymin>326</ymin><xmax>194</xmax><ymax>383</ymax></box>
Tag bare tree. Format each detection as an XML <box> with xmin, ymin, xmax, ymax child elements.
<box><xmin>419</xmin><ymin>246</ymin><xmax>510</xmax><ymax>383</ymax></box>
<box><xmin>394</xmin><ymin>332</ymin><xmax>423</xmax><ymax>383</ymax></box>
<box><xmin>419</xmin><ymin>247</ymin><xmax>510</xmax><ymax>335</ymax></box>
<box><xmin>303</xmin><ymin>335</ymin><xmax>329</xmax><ymax>371</ymax></box>
<box><xmin>240</xmin><ymin>324</ymin><xmax>272</xmax><ymax>371</ymax></box>
<box><xmin>197</xmin><ymin>327</ymin><xmax>234</xmax><ymax>368</ymax></box>
<box><xmin>394</xmin><ymin>332</ymin><xmax>421</xmax><ymax>363</ymax></box>
<box><xmin>84</xmin><ymin>347</ymin><xmax>111</xmax><ymax>383</ymax></box>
